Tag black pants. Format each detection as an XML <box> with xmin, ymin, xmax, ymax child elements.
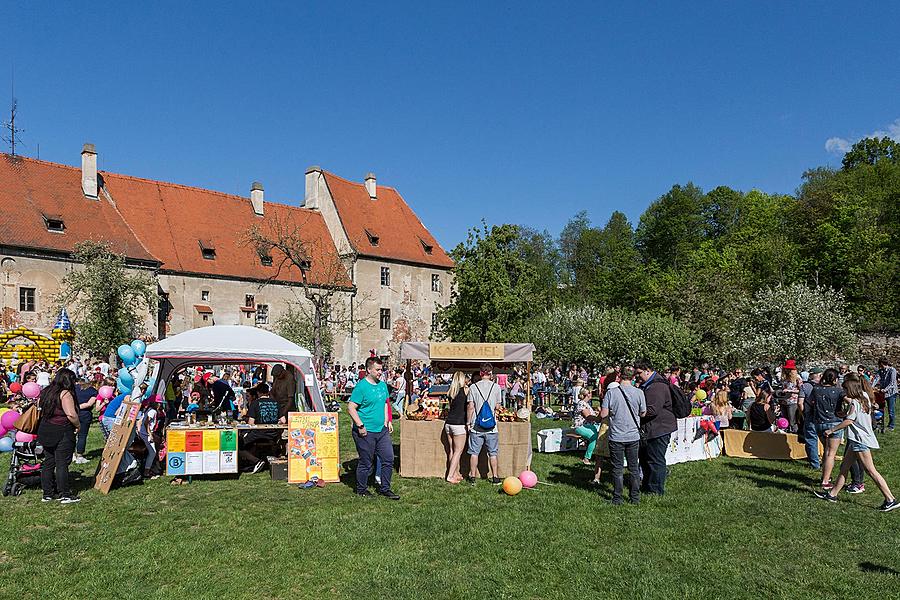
<box><xmin>38</xmin><ymin>421</ymin><xmax>77</xmax><ymax>497</ymax></box>
<box><xmin>76</xmin><ymin>412</ymin><xmax>92</xmax><ymax>455</ymax></box>
<box><xmin>639</xmin><ymin>433</ymin><xmax>671</xmax><ymax>495</ymax></box>
<box><xmin>609</xmin><ymin>439</ymin><xmax>641</xmax><ymax>503</ymax></box>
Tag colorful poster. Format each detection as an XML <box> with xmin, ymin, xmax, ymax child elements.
<box><xmin>166</xmin><ymin>428</ymin><xmax>239</xmax><ymax>476</ymax></box>
<box><xmin>287</xmin><ymin>412</ymin><xmax>340</xmax><ymax>483</ymax></box>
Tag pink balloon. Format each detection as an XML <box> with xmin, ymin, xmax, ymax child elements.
<box><xmin>15</xmin><ymin>431</ymin><xmax>36</xmax><ymax>443</ymax></box>
<box><xmin>22</xmin><ymin>382</ymin><xmax>42</xmax><ymax>400</ymax></box>
<box><xmin>0</xmin><ymin>426</ymin><xmax>7</xmax><ymax>437</ymax></box>
<box><xmin>519</xmin><ymin>470</ymin><xmax>538</xmax><ymax>488</ymax></box>
<box><xmin>0</xmin><ymin>410</ymin><xmax>20</xmax><ymax>430</ymax></box>
<box><xmin>97</xmin><ymin>386</ymin><xmax>115</xmax><ymax>400</ymax></box>
<box><xmin>776</xmin><ymin>418</ymin><xmax>789</xmax><ymax>430</ymax></box>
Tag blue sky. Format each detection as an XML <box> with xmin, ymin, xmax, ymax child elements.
<box><xmin>4</xmin><ymin>2</ymin><xmax>899</xmax><ymax>250</ymax></box>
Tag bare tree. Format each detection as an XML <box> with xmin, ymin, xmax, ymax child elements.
<box><xmin>244</xmin><ymin>211</ymin><xmax>366</xmax><ymax>369</ymax></box>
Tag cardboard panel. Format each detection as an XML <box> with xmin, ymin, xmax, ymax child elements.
<box><xmin>94</xmin><ymin>400</ymin><xmax>141</xmax><ymax>495</ymax></box>
<box><xmin>723</xmin><ymin>429</ymin><xmax>821</xmax><ymax>460</ymax></box>
<box><xmin>400</xmin><ymin>419</ymin><xmax>532</xmax><ymax>478</ymax></box>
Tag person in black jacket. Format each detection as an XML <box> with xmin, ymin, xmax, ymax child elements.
<box><xmin>634</xmin><ymin>359</ymin><xmax>678</xmax><ymax>495</ymax></box>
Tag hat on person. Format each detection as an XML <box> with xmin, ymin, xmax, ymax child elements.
<box><xmin>202</xmin><ymin>372</ymin><xmax>212</xmax><ymax>382</ymax></box>
<box><xmin>809</xmin><ymin>366</ymin><xmax>824</xmax><ymax>375</ymax></box>
<box><xmin>783</xmin><ymin>359</ymin><xmax>797</xmax><ymax>370</ymax></box>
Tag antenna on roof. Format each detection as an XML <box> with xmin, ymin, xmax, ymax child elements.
<box><xmin>2</xmin><ymin>67</ymin><xmax>24</xmax><ymax>156</ymax></box>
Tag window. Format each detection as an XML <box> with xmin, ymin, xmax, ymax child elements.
<box><xmin>19</xmin><ymin>287</ymin><xmax>35</xmax><ymax>312</ymax></box>
<box><xmin>419</xmin><ymin>237</ymin><xmax>433</xmax><ymax>254</ymax></box>
<box><xmin>245</xmin><ymin>294</ymin><xmax>255</xmax><ymax>308</ymax></box>
<box><xmin>199</xmin><ymin>239</ymin><xmax>216</xmax><ymax>260</ymax></box>
<box><xmin>202</xmin><ymin>314</ymin><xmax>209</xmax><ymax>322</ymax></box>
<box><xmin>380</xmin><ymin>266</ymin><xmax>390</xmax><ymax>287</ymax></box>
<box><xmin>44</xmin><ymin>215</ymin><xmax>65</xmax><ymax>233</ymax></box>
<box><xmin>200</xmin><ymin>290</ymin><xmax>210</xmax><ymax>302</ymax></box>
<box><xmin>431</xmin><ymin>313</ymin><xmax>439</xmax><ymax>332</ymax></box>
<box><xmin>431</xmin><ymin>274</ymin><xmax>441</xmax><ymax>292</ymax></box>
<box><xmin>364</xmin><ymin>228</ymin><xmax>380</xmax><ymax>247</ymax></box>
<box><xmin>256</xmin><ymin>304</ymin><xmax>269</xmax><ymax>326</ymax></box>
<box><xmin>379</xmin><ymin>308</ymin><xmax>391</xmax><ymax>330</ymax></box>
<box><xmin>260</xmin><ymin>254</ymin><xmax>273</xmax><ymax>267</ymax></box>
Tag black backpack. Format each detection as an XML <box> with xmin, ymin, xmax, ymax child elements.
<box><xmin>656</xmin><ymin>379</ymin><xmax>691</xmax><ymax>419</ymax></box>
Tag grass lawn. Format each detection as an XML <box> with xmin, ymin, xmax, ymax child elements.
<box><xmin>1</xmin><ymin>416</ymin><xmax>899</xmax><ymax>600</ymax></box>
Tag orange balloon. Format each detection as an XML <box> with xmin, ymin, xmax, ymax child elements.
<box><xmin>502</xmin><ymin>476</ymin><xmax>522</xmax><ymax>496</ymax></box>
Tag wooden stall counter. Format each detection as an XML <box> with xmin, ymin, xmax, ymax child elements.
<box><xmin>400</xmin><ymin>418</ymin><xmax>532</xmax><ymax>479</ymax></box>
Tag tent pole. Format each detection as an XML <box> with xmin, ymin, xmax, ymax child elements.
<box><xmin>526</xmin><ymin>360</ymin><xmax>533</xmax><ymax>410</ymax></box>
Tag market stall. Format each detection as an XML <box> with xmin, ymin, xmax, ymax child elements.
<box><xmin>398</xmin><ymin>342</ymin><xmax>535</xmax><ymax>479</ymax></box>
<box><xmin>95</xmin><ymin>326</ymin><xmax>330</xmax><ymax>492</ymax></box>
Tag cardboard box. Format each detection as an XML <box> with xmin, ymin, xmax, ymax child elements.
<box><xmin>723</xmin><ymin>429</ymin><xmax>821</xmax><ymax>460</ymax></box>
<box><xmin>400</xmin><ymin>419</ymin><xmax>532</xmax><ymax>478</ymax></box>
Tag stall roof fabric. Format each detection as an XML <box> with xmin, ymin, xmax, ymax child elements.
<box><xmin>146</xmin><ymin>325</ymin><xmax>312</xmax><ymax>363</ymax></box>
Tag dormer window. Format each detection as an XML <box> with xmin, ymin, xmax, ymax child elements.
<box><xmin>364</xmin><ymin>228</ymin><xmax>380</xmax><ymax>247</ymax></box>
<box><xmin>44</xmin><ymin>215</ymin><xmax>65</xmax><ymax>233</ymax></box>
<box><xmin>299</xmin><ymin>259</ymin><xmax>311</xmax><ymax>271</ymax></box>
<box><xmin>199</xmin><ymin>239</ymin><xmax>216</xmax><ymax>260</ymax></box>
<box><xmin>419</xmin><ymin>237</ymin><xmax>433</xmax><ymax>254</ymax></box>
<box><xmin>260</xmin><ymin>254</ymin><xmax>273</xmax><ymax>267</ymax></box>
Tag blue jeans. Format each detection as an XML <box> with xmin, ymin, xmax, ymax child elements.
<box><xmin>887</xmin><ymin>393</ymin><xmax>897</xmax><ymax>429</ymax></box>
<box><xmin>100</xmin><ymin>415</ymin><xmax>137</xmax><ymax>474</ymax></box>
<box><xmin>802</xmin><ymin>415</ymin><xmax>820</xmax><ymax>469</ymax></box>
<box><xmin>639</xmin><ymin>433</ymin><xmax>671</xmax><ymax>495</ymax></box>
<box><xmin>352</xmin><ymin>427</ymin><xmax>393</xmax><ymax>494</ymax></box>
<box><xmin>76</xmin><ymin>411</ymin><xmax>93</xmax><ymax>455</ymax></box>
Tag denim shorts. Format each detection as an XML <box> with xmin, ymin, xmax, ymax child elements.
<box><xmin>849</xmin><ymin>441</ymin><xmax>871</xmax><ymax>452</ymax></box>
<box><xmin>467</xmin><ymin>431</ymin><xmax>499</xmax><ymax>457</ymax></box>
<box><xmin>816</xmin><ymin>422</ymin><xmax>843</xmax><ymax>440</ymax></box>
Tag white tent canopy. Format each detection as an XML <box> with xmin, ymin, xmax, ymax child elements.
<box><xmin>145</xmin><ymin>325</ymin><xmax>323</xmax><ymax>411</ymax></box>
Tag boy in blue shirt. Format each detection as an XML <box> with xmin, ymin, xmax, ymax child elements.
<box><xmin>347</xmin><ymin>357</ymin><xmax>398</xmax><ymax>500</ymax></box>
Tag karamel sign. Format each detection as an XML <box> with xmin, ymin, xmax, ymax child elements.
<box><xmin>429</xmin><ymin>343</ymin><xmax>505</xmax><ymax>361</ymax></box>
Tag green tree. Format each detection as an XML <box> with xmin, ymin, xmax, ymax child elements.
<box><xmin>55</xmin><ymin>241</ymin><xmax>156</xmax><ymax>357</ymax></box>
<box><xmin>571</xmin><ymin>211</ymin><xmax>646</xmax><ymax>309</ymax></box>
<box><xmin>510</xmin><ymin>225</ymin><xmax>562</xmax><ymax>306</ymax></box>
<box><xmin>636</xmin><ymin>183</ymin><xmax>705</xmax><ymax>269</ymax></box>
<box><xmin>274</xmin><ymin>301</ymin><xmax>333</xmax><ymax>357</ymax></box>
<box><xmin>841</xmin><ymin>136</ymin><xmax>900</xmax><ymax>170</ymax></box>
<box><xmin>437</xmin><ymin>223</ymin><xmax>540</xmax><ymax>342</ymax></box>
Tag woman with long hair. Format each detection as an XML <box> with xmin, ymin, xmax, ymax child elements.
<box><xmin>811</xmin><ymin>368</ymin><xmax>845</xmax><ymax>489</ymax></box>
<box><xmin>443</xmin><ymin>371</ymin><xmax>469</xmax><ymax>483</ymax></box>
<box><xmin>815</xmin><ymin>375</ymin><xmax>899</xmax><ymax>511</ymax></box>
<box><xmin>36</xmin><ymin>368</ymin><xmax>81</xmax><ymax>503</ymax></box>
<box><xmin>779</xmin><ymin>362</ymin><xmax>802</xmax><ymax>433</ymax></box>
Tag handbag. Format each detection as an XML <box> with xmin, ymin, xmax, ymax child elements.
<box><xmin>14</xmin><ymin>403</ymin><xmax>41</xmax><ymax>434</ymax></box>
<box><xmin>619</xmin><ymin>387</ymin><xmax>646</xmax><ymax>441</ymax></box>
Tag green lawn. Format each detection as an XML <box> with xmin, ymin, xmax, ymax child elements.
<box><xmin>1</xmin><ymin>417</ymin><xmax>899</xmax><ymax>600</ymax></box>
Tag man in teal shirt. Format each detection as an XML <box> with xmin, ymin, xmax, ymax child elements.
<box><xmin>348</xmin><ymin>357</ymin><xmax>398</xmax><ymax>499</ymax></box>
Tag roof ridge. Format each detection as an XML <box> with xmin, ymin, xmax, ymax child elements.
<box><xmin>322</xmin><ymin>169</ymin><xmax>397</xmax><ymax>192</ymax></box>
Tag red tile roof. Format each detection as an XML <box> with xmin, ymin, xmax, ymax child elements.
<box><xmin>0</xmin><ymin>154</ymin><xmax>157</xmax><ymax>263</ymax></box>
<box><xmin>0</xmin><ymin>153</ymin><xmax>350</xmax><ymax>288</ymax></box>
<box><xmin>322</xmin><ymin>171</ymin><xmax>454</xmax><ymax>269</ymax></box>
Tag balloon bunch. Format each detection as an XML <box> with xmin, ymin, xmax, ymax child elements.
<box><xmin>116</xmin><ymin>339</ymin><xmax>155</xmax><ymax>399</ymax></box>
<box><xmin>0</xmin><ymin>383</ymin><xmax>41</xmax><ymax>451</ymax></box>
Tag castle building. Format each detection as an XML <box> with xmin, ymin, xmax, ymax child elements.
<box><xmin>0</xmin><ymin>146</ymin><xmax>453</xmax><ymax>365</ymax></box>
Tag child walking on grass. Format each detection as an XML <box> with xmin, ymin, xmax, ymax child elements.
<box><xmin>814</xmin><ymin>376</ymin><xmax>900</xmax><ymax>512</ymax></box>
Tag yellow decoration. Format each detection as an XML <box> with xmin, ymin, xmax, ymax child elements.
<box><xmin>0</xmin><ymin>325</ymin><xmax>72</xmax><ymax>362</ymax></box>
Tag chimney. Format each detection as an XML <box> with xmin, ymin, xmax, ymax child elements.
<box><xmin>304</xmin><ymin>165</ymin><xmax>322</xmax><ymax>209</ymax></box>
<box><xmin>81</xmin><ymin>143</ymin><xmax>98</xmax><ymax>198</ymax></box>
<box><xmin>250</xmin><ymin>181</ymin><xmax>264</xmax><ymax>216</ymax></box>
<box><xmin>365</xmin><ymin>172</ymin><xmax>377</xmax><ymax>199</ymax></box>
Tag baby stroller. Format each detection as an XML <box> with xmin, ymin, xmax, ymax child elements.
<box><xmin>3</xmin><ymin>439</ymin><xmax>44</xmax><ymax>497</ymax></box>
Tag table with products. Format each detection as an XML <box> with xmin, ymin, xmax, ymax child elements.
<box><xmin>165</xmin><ymin>423</ymin><xmax>288</xmax><ymax>476</ymax></box>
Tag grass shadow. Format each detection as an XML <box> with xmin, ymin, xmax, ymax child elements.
<box><xmin>733</xmin><ymin>473</ymin><xmax>807</xmax><ymax>493</ymax></box>
<box><xmin>723</xmin><ymin>462</ymin><xmax>814</xmax><ymax>486</ymax></box>
<box><xmin>859</xmin><ymin>561</ymin><xmax>899</xmax><ymax>575</ymax></box>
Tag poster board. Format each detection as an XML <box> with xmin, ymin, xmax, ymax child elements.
<box><xmin>287</xmin><ymin>412</ymin><xmax>340</xmax><ymax>483</ymax></box>
<box><xmin>94</xmin><ymin>400</ymin><xmax>141</xmax><ymax>495</ymax></box>
<box><xmin>165</xmin><ymin>427</ymin><xmax>238</xmax><ymax>475</ymax></box>
<box><xmin>723</xmin><ymin>429</ymin><xmax>821</xmax><ymax>460</ymax></box>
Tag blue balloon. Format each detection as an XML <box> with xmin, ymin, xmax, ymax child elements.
<box><xmin>130</xmin><ymin>339</ymin><xmax>146</xmax><ymax>358</ymax></box>
<box><xmin>143</xmin><ymin>378</ymin><xmax>157</xmax><ymax>399</ymax></box>
<box><xmin>118</xmin><ymin>369</ymin><xmax>134</xmax><ymax>387</ymax></box>
<box><xmin>116</xmin><ymin>377</ymin><xmax>132</xmax><ymax>394</ymax></box>
<box><xmin>117</xmin><ymin>344</ymin><xmax>136</xmax><ymax>366</ymax></box>
<box><xmin>0</xmin><ymin>436</ymin><xmax>13</xmax><ymax>452</ymax></box>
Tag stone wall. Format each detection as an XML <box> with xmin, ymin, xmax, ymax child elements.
<box><xmin>858</xmin><ymin>334</ymin><xmax>900</xmax><ymax>365</ymax></box>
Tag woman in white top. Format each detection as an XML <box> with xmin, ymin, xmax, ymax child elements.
<box><xmin>815</xmin><ymin>376</ymin><xmax>899</xmax><ymax>511</ymax></box>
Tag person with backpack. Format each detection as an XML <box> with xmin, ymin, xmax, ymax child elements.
<box><xmin>634</xmin><ymin>359</ymin><xmax>679</xmax><ymax>495</ymax></box>
<box><xmin>466</xmin><ymin>363</ymin><xmax>503</xmax><ymax>485</ymax></box>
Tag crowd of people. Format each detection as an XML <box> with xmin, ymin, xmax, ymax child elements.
<box><xmin>2</xmin><ymin>351</ymin><xmax>898</xmax><ymax>511</ymax></box>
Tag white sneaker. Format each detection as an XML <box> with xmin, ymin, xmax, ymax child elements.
<box><xmin>375</xmin><ymin>475</ymin><xmax>382</xmax><ymax>485</ymax></box>
<box><xmin>73</xmin><ymin>455</ymin><xmax>89</xmax><ymax>464</ymax></box>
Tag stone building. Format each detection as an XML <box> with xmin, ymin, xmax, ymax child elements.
<box><xmin>0</xmin><ymin>146</ymin><xmax>453</xmax><ymax>365</ymax></box>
